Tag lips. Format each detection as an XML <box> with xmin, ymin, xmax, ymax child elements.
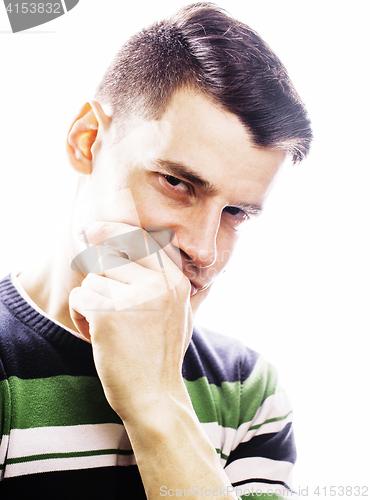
<box><xmin>149</xmin><ymin>242</ymin><xmax>210</xmax><ymax>297</ymax></box>
<box><xmin>189</xmin><ymin>279</ymin><xmax>210</xmax><ymax>297</ymax></box>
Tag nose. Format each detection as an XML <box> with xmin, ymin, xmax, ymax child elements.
<box><xmin>177</xmin><ymin>205</ymin><xmax>221</xmax><ymax>269</ymax></box>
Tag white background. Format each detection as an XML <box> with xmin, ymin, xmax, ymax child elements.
<box><xmin>0</xmin><ymin>0</ymin><xmax>369</xmax><ymax>496</ymax></box>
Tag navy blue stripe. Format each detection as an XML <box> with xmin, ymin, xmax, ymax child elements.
<box><xmin>226</xmin><ymin>422</ymin><xmax>296</xmax><ymax>465</ymax></box>
<box><xmin>0</xmin><ymin>276</ymin><xmax>97</xmax><ymax>380</ymax></box>
<box><xmin>1</xmin><ymin>276</ymin><xmax>259</xmax><ymax>385</ymax></box>
<box><xmin>232</xmin><ymin>477</ymin><xmax>292</xmax><ymax>491</ymax></box>
<box><xmin>183</xmin><ymin>325</ymin><xmax>259</xmax><ymax>384</ymax></box>
<box><xmin>0</xmin><ymin>312</ymin><xmax>97</xmax><ymax>380</ymax></box>
<box><xmin>0</xmin><ymin>465</ymin><xmax>146</xmax><ymax>499</ymax></box>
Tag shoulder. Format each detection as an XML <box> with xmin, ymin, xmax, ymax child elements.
<box><xmin>183</xmin><ymin>324</ymin><xmax>275</xmax><ymax>388</ymax></box>
<box><xmin>0</xmin><ymin>274</ymin><xmax>21</xmax><ymax>343</ymax></box>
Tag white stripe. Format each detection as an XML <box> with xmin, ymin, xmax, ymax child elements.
<box><xmin>199</xmin><ymin>422</ymin><xmax>221</xmax><ymax>449</ymax></box>
<box><xmin>201</xmin><ymin>414</ymin><xmax>292</xmax><ymax>452</ymax></box>
<box><xmin>246</xmin><ymin>389</ymin><xmax>293</xmax><ymax>430</ymax></box>
<box><xmin>0</xmin><ymin>434</ymin><xmax>9</xmax><ymax>460</ymax></box>
<box><xmin>5</xmin><ymin>453</ymin><xmax>136</xmax><ymax>479</ymax></box>
<box><xmin>0</xmin><ymin>434</ymin><xmax>9</xmax><ymax>480</ymax></box>
<box><xmin>232</xmin><ymin>411</ymin><xmax>293</xmax><ymax>451</ymax></box>
<box><xmin>199</xmin><ymin>391</ymin><xmax>293</xmax><ymax>458</ymax></box>
<box><xmin>224</xmin><ymin>456</ymin><xmax>294</xmax><ymax>486</ymax></box>
<box><xmin>246</xmin><ymin>411</ymin><xmax>293</xmax><ymax>439</ymax></box>
<box><xmin>7</xmin><ymin>423</ymin><xmax>129</xmax><ymax>459</ymax></box>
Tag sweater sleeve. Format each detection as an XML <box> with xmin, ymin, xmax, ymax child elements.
<box><xmin>223</xmin><ymin>354</ymin><xmax>297</xmax><ymax>500</ymax></box>
<box><xmin>0</xmin><ymin>355</ymin><xmax>11</xmax><ymax>481</ymax></box>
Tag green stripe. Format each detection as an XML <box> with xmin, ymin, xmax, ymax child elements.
<box><xmin>6</xmin><ymin>356</ymin><xmax>280</xmax><ymax>432</ymax></box>
<box><xmin>185</xmin><ymin>356</ymin><xmax>279</xmax><ymax>428</ymax></box>
<box><xmin>239</xmin><ymin>356</ymin><xmax>279</xmax><ymax>425</ymax></box>
<box><xmin>7</xmin><ymin>447</ymin><xmax>133</xmax><ymax>465</ymax></box>
<box><xmin>8</xmin><ymin>375</ymin><xmax>121</xmax><ymax>430</ymax></box>
<box><xmin>215</xmin><ymin>448</ymin><xmax>229</xmax><ymax>461</ymax></box>
<box><xmin>249</xmin><ymin>411</ymin><xmax>293</xmax><ymax>431</ymax></box>
<box><xmin>185</xmin><ymin>376</ymin><xmax>240</xmax><ymax>428</ymax></box>
<box><xmin>0</xmin><ymin>378</ymin><xmax>11</xmax><ymax>437</ymax></box>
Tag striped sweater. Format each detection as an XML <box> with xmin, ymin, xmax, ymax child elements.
<box><xmin>0</xmin><ymin>275</ymin><xmax>296</xmax><ymax>499</ymax></box>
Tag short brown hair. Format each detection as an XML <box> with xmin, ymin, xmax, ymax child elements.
<box><xmin>95</xmin><ymin>2</ymin><xmax>312</xmax><ymax>162</ymax></box>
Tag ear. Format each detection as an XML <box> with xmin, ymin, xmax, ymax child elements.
<box><xmin>66</xmin><ymin>100</ymin><xmax>112</xmax><ymax>175</ymax></box>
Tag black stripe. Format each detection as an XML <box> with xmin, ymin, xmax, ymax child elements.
<box><xmin>1</xmin><ymin>276</ymin><xmax>259</xmax><ymax>385</ymax></box>
<box><xmin>232</xmin><ymin>477</ymin><xmax>292</xmax><ymax>491</ymax></box>
<box><xmin>0</xmin><ymin>276</ymin><xmax>96</xmax><ymax>380</ymax></box>
<box><xmin>183</xmin><ymin>325</ymin><xmax>259</xmax><ymax>384</ymax></box>
<box><xmin>0</xmin><ymin>305</ymin><xmax>96</xmax><ymax>380</ymax></box>
<box><xmin>226</xmin><ymin>422</ymin><xmax>296</xmax><ymax>465</ymax></box>
<box><xmin>0</xmin><ymin>465</ymin><xmax>147</xmax><ymax>499</ymax></box>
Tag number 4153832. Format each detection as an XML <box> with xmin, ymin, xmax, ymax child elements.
<box><xmin>6</xmin><ymin>3</ymin><xmax>62</xmax><ymax>14</ymax></box>
<box><xmin>314</xmin><ymin>486</ymin><xmax>368</xmax><ymax>496</ymax></box>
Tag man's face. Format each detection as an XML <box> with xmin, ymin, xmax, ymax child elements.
<box><xmin>72</xmin><ymin>89</ymin><xmax>285</xmax><ymax>309</ymax></box>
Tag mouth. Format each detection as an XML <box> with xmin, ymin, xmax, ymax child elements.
<box><xmin>189</xmin><ymin>280</ymin><xmax>210</xmax><ymax>297</ymax></box>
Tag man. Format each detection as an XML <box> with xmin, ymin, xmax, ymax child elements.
<box><xmin>0</xmin><ymin>3</ymin><xmax>312</xmax><ymax>499</ymax></box>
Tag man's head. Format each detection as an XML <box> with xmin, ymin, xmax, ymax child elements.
<box><xmin>66</xmin><ymin>3</ymin><xmax>312</xmax><ymax>311</ymax></box>
<box><xmin>94</xmin><ymin>2</ymin><xmax>312</xmax><ymax>162</ymax></box>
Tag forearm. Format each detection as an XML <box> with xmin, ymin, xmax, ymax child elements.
<box><xmin>123</xmin><ymin>390</ymin><xmax>237</xmax><ymax>500</ymax></box>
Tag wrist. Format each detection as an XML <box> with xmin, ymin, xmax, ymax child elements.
<box><xmin>122</xmin><ymin>391</ymin><xmax>214</xmax><ymax>453</ymax></box>
<box><xmin>116</xmin><ymin>378</ymin><xmax>193</xmax><ymax>426</ymax></box>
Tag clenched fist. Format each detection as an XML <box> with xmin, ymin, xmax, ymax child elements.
<box><xmin>69</xmin><ymin>221</ymin><xmax>193</xmax><ymax>422</ymax></box>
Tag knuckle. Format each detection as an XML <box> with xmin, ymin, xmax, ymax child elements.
<box><xmin>69</xmin><ymin>286</ymin><xmax>81</xmax><ymax>301</ymax></box>
<box><xmin>81</xmin><ymin>273</ymin><xmax>99</xmax><ymax>288</ymax></box>
<box><xmin>92</xmin><ymin>221</ymin><xmax>110</xmax><ymax>244</ymax></box>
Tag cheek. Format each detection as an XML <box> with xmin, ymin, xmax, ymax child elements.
<box><xmin>98</xmin><ymin>173</ymin><xmax>156</xmax><ymax>227</ymax></box>
<box><xmin>133</xmin><ymin>194</ymin><xmax>178</xmax><ymax>229</ymax></box>
<box><xmin>95</xmin><ymin>189</ymin><xmax>144</xmax><ymax>227</ymax></box>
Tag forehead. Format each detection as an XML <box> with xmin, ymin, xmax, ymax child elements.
<box><xmin>111</xmin><ymin>89</ymin><xmax>285</xmax><ymax>205</ymax></box>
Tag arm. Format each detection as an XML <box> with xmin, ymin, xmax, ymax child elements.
<box><xmin>69</xmin><ymin>221</ymin><xmax>238</xmax><ymax>499</ymax></box>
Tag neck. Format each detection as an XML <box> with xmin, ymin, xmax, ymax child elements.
<box><xmin>17</xmin><ymin>233</ymin><xmax>85</xmax><ymax>336</ymax></box>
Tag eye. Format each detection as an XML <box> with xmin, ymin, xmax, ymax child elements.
<box><xmin>223</xmin><ymin>206</ymin><xmax>250</xmax><ymax>223</ymax></box>
<box><xmin>163</xmin><ymin>175</ymin><xmax>191</xmax><ymax>194</ymax></box>
<box><xmin>224</xmin><ymin>206</ymin><xmax>242</xmax><ymax>216</ymax></box>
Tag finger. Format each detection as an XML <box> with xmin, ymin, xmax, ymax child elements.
<box><xmin>98</xmin><ymin>254</ymin><xmax>157</xmax><ymax>284</ymax></box>
<box><xmin>69</xmin><ymin>286</ymin><xmax>112</xmax><ymax>314</ymax></box>
<box><xmin>98</xmin><ymin>254</ymin><xmax>175</xmax><ymax>300</ymax></box>
<box><xmin>80</xmin><ymin>273</ymin><xmax>168</xmax><ymax>312</ymax></box>
<box><xmin>69</xmin><ymin>287</ymin><xmax>112</xmax><ymax>339</ymax></box>
<box><xmin>79</xmin><ymin>222</ymin><xmax>176</xmax><ymax>262</ymax></box>
<box><xmin>78</xmin><ymin>221</ymin><xmax>141</xmax><ymax>247</ymax></box>
<box><xmin>79</xmin><ymin>222</ymin><xmax>184</xmax><ymax>285</ymax></box>
<box><xmin>78</xmin><ymin>224</ymin><xmax>153</xmax><ymax>269</ymax></box>
<box><xmin>82</xmin><ymin>273</ymin><xmax>131</xmax><ymax>298</ymax></box>
<box><xmin>99</xmin><ymin>241</ymin><xmax>184</xmax><ymax>289</ymax></box>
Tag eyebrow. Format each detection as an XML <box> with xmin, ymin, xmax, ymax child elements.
<box><xmin>153</xmin><ymin>158</ymin><xmax>263</xmax><ymax>215</ymax></box>
<box><xmin>154</xmin><ymin>159</ymin><xmax>217</xmax><ymax>194</ymax></box>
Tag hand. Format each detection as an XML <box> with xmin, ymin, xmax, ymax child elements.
<box><xmin>69</xmin><ymin>221</ymin><xmax>193</xmax><ymax>422</ymax></box>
